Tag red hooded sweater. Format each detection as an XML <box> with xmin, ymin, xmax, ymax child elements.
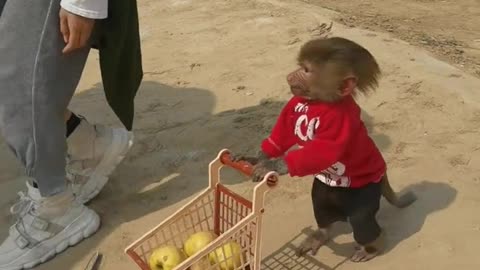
<box><xmin>261</xmin><ymin>95</ymin><xmax>386</xmax><ymax>188</ymax></box>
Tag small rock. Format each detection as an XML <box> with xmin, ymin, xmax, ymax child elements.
<box><xmin>287</xmin><ymin>38</ymin><xmax>301</xmax><ymax>45</ymax></box>
<box><xmin>190</xmin><ymin>63</ymin><xmax>201</xmax><ymax>70</ymax></box>
<box><xmin>176</xmin><ymin>80</ymin><xmax>190</xmax><ymax>86</ymax></box>
<box><xmin>233</xmin><ymin>85</ymin><xmax>246</xmax><ymax>92</ymax></box>
<box><xmin>246</xmin><ymin>92</ymin><xmax>254</xmax><ymax>96</ymax></box>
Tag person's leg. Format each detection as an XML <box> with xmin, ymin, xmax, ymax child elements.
<box><xmin>66</xmin><ymin>114</ymin><xmax>133</xmax><ymax>204</ymax></box>
<box><xmin>0</xmin><ymin>0</ymin><xmax>89</xmax><ymax>196</ymax></box>
<box><xmin>0</xmin><ymin>0</ymin><xmax>5</xmax><ymax>14</ymax></box>
<box><xmin>0</xmin><ymin>0</ymin><xmax>99</xmax><ymax>268</ymax></box>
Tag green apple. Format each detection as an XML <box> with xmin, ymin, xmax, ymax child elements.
<box><xmin>184</xmin><ymin>231</ymin><xmax>217</xmax><ymax>257</ymax></box>
<box><xmin>148</xmin><ymin>245</ymin><xmax>186</xmax><ymax>270</ymax></box>
<box><xmin>208</xmin><ymin>241</ymin><xmax>243</xmax><ymax>270</ymax></box>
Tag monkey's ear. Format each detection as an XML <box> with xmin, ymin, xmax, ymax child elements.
<box><xmin>339</xmin><ymin>76</ymin><xmax>358</xmax><ymax>96</ymax></box>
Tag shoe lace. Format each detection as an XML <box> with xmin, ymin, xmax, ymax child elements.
<box><xmin>66</xmin><ymin>155</ymin><xmax>92</xmax><ymax>184</ymax></box>
<box><xmin>9</xmin><ymin>192</ymin><xmax>44</xmax><ymax>245</ymax></box>
<box><xmin>9</xmin><ymin>192</ymin><xmax>41</xmax><ymax>241</ymax></box>
<box><xmin>9</xmin><ymin>191</ymin><xmax>37</xmax><ymax>218</ymax></box>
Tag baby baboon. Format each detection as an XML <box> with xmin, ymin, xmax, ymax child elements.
<box><xmin>233</xmin><ymin>37</ymin><xmax>416</xmax><ymax>262</ymax></box>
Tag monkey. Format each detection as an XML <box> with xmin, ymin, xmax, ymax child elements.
<box><xmin>232</xmin><ymin>36</ymin><xmax>417</xmax><ymax>262</ymax></box>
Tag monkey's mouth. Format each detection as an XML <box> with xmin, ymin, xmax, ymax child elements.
<box><xmin>290</xmin><ymin>86</ymin><xmax>311</xmax><ymax>99</ymax></box>
<box><xmin>289</xmin><ymin>85</ymin><xmax>304</xmax><ymax>92</ymax></box>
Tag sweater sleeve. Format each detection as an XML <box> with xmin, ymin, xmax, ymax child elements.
<box><xmin>261</xmin><ymin>99</ymin><xmax>298</xmax><ymax>158</ymax></box>
<box><xmin>61</xmin><ymin>0</ymin><xmax>109</xmax><ymax>19</ymax></box>
<box><xmin>283</xmin><ymin>109</ymin><xmax>352</xmax><ymax>177</ymax></box>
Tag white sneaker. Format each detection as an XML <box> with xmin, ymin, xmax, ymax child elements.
<box><xmin>66</xmin><ymin>118</ymin><xmax>133</xmax><ymax>204</ymax></box>
<box><xmin>0</xmin><ymin>183</ymin><xmax>100</xmax><ymax>270</ymax></box>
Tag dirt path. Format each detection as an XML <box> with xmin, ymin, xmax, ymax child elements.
<box><xmin>0</xmin><ymin>0</ymin><xmax>479</xmax><ymax>269</ymax></box>
<box><xmin>309</xmin><ymin>0</ymin><xmax>480</xmax><ymax>77</ymax></box>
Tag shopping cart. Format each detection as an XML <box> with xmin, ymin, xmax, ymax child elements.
<box><xmin>125</xmin><ymin>149</ymin><xmax>279</xmax><ymax>270</ymax></box>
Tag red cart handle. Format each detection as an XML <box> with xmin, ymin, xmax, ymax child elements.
<box><xmin>219</xmin><ymin>152</ymin><xmax>278</xmax><ymax>187</ymax></box>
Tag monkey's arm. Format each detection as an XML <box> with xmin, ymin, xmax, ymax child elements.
<box><xmin>284</xmin><ymin>111</ymin><xmax>352</xmax><ymax>177</ymax></box>
<box><xmin>231</xmin><ymin>150</ymin><xmax>269</xmax><ymax>166</ymax></box>
<box><xmin>250</xmin><ymin>158</ymin><xmax>289</xmax><ymax>182</ymax></box>
<box><xmin>250</xmin><ymin>110</ymin><xmax>352</xmax><ymax>181</ymax></box>
<box><xmin>260</xmin><ymin>99</ymin><xmax>299</xmax><ymax>158</ymax></box>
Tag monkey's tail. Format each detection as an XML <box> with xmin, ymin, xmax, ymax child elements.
<box><xmin>380</xmin><ymin>174</ymin><xmax>417</xmax><ymax>208</ymax></box>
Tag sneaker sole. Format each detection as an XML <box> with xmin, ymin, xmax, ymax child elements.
<box><xmin>2</xmin><ymin>208</ymin><xmax>100</xmax><ymax>270</ymax></box>
<box><xmin>78</xmin><ymin>129</ymin><xmax>134</xmax><ymax>204</ymax></box>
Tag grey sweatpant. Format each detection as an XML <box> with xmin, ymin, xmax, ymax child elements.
<box><xmin>0</xmin><ymin>0</ymin><xmax>90</xmax><ymax>197</ymax></box>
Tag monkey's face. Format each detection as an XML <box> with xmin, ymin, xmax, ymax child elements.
<box><xmin>286</xmin><ymin>62</ymin><xmax>317</xmax><ymax>100</ymax></box>
<box><xmin>286</xmin><ymin>61</ymin><xmax>346</xmax><ymax>102</ymax></box>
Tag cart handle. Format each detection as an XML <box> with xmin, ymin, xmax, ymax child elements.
<box><xmin>219</xmin><ymin>151</ymin><xmax>278</xmax><ymax>187</ymax></box>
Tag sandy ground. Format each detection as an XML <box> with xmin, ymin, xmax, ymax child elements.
<box><xmin>1</xmin><ymin>0</ymin><xmax>480</xmax><ymax>269</ymax></box>
<box><xmin>310</xmin><ymin>0</ymin><xmax>480</xmax><ymax>78</ymax></box>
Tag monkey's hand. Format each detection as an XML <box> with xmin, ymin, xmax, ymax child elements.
<box><xmin>252</xmin><ymin>158</ymin><xmax>288</xmax><ymax>182</ymax></box>
<box><xmin>231</xmin><ymin>150</ymin><xmax>269</xmax><ymax>166</ymax></box>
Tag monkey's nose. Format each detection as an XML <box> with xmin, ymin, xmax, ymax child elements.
<box><xmin>286</xmin><ymin>74</ymin><xmax>293</xmax><ymax>83</ymax></box>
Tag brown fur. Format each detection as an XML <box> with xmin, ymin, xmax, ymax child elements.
<box><xmin>297</xmin><ymin>37</ymin><xmax>381</xmax><ymax>97</ymax></box>
<box><xmin>290</xmin><ymin>37</ymin><xmax>416</xmax><ymax>262</ymax></box>
<box><xmin>286</xmin><ymin>37</ymin><xmax>381</xmax><ymax>103</ymax></box>
<box><xmin>381</xmin><ymin>174</ymin><xmax>417</xmax><ymax>208</ymax></box>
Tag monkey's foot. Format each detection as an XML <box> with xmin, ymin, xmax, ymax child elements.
<box><xmin>350</xmin><ymin>246</ymin><xmax>379</xmax><ymax>262</ymax></box>
<box><xmin>296</xmin><ymin>229</ymin><xmax>329</xmax><ymax>256</ymax></box>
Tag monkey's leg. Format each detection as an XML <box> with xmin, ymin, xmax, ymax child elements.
<box><xmin>296</xmin><ymin>179</ymin><xmax>339</xmax><ymax>257</ymax></box>
<box><xmin>347</xmin><ymin>183</ymin><xmax>383</xmax><ymax>262</ymax></box>
<box><xmin>349</xmin><ymin>207</ymin><xmax>383</xmax><ymax>262</ymax></box>
<box><xmin>351</xmin><ymin>230</ymin><xmax>385</xmax><ymax>262</ymax></box>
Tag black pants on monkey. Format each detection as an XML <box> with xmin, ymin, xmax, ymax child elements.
<box><xmin>311</xmin><ymin>178</ymin><xmax>382</xmax><ymax>245</ymax></box>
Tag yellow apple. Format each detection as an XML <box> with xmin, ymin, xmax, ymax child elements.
<box><xmin>148</xmin><ymin>245</ymin><xmax>186</xmax><ymax>270</ymax></box>
<box><xmin>208</xmin><ymin>241</ymin><xmax>243</xmax><ymax>270</ymax></box>
<box><xmin>184</xmin><ymin>231</ymin><xmax>217</xmax><ymax>257</ymax></box>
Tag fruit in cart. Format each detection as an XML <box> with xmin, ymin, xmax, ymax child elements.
<box><xmin>208</xmin><ymin>241</ymin><xmax>243</xmax><ymax>270</ymax></box>
<box><xmin>189</xmin><ymin>257</ymin><xmax>211</xmax><ymax>270</ymax></box>
<box><xmin>184</xmin><ymin>231</ymin><xmax>218</xmax><ymax>257</ymax></box>
<box><xmin>149</xmin><ymin>245</ymin><xmax>186</xmax><ymax>270</ymax></box>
